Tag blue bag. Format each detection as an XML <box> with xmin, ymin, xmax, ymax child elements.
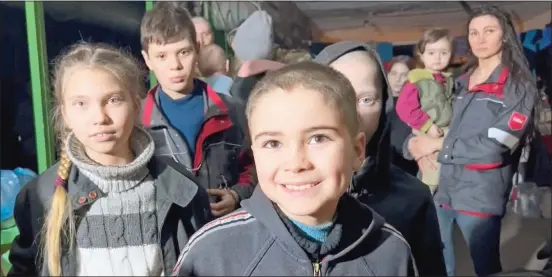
<box><xmin>1</xmin><ymin>168</ymin><xmax>37</xmax><ymax>222</ymax></box>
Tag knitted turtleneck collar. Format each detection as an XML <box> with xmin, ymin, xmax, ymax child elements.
<box><xmin>65</xmin><ymin>126</ymin><xmax>155</xmax><ymax>193</ymax></box>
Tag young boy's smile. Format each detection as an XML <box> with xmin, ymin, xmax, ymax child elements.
<box><xmin>249</xmin><ymin>87</ymin><xmax>365</xmax><ymax>225</ymax></box>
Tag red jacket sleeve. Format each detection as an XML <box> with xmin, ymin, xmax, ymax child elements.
<box><xmin>396</xmin><ymin>82</ymin><xmax>433</xmax><ymax>132</ymax></box>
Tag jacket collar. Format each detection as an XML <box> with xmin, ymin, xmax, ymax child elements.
<box><xmin>241</xmin><ymin>186</ymin><xmax>385</xmax><ymax>263</ymax></box>
<box><xmin>142</xmin><ymin>79</ymin><xmax>230</xmax><ymax>128</ymax></box>
<box><xmin>66</xmin><ymin>156</ymin><xmax>198</xmax><ymax>211</ymax></box>
<box><xmin>458</xmin><ymin>64</ymin><xmax>509</xmax><ymax>98</ymax></box>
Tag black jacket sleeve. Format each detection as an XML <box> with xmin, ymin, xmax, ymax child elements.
<box><xmin>229</xmin><ymin>74</ymin><xmax>264</xmax><ymax>103</ymax></box>
<box><xmin>8</xmin><ymin>184</ymin><xmax>41</xmax><ymax>276</ymax></box>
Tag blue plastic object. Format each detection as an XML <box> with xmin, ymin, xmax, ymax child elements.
<box><xmin>1</xmin><ymin>168</ymin><xmax>37</xmax><ymax>222</ymax></box>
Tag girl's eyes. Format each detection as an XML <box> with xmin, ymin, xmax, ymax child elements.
<box><xmin>358</xmin><ymin>96</ymin><xmax>376</xmax><ymax>106</ymax></box>
<box><xmin>71</xmin><ymin>96</ymin><xmax>123</xmax><ymax>107</ymax></box>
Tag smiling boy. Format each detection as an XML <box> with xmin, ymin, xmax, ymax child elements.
<box><xmin>173</xmin><ymin>61</ymin><xmax>418</xmax><ymax>276</ymax></box>
<box><xmin>139</xmin><ymin>3</ymin><xmax>254</xmax><ymax>217</ymax></box>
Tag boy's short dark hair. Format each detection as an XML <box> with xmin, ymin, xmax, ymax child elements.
<box><xmin>246</xmin><ymin>61</ymin><xmax>360</xmax><ymax>136</ymax></box>
<box><xmin>140</xmin><ymin>1</ymin><xmax>197</xmax><ymax>52</ymax></box>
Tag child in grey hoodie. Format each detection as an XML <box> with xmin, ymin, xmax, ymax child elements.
<box><xmin>173</xmin><ymin>61</ymin><xmax>418</xmax><ymax>276</ymax></box>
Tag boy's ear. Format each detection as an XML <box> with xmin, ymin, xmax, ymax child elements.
<box><xmin>352</xmin><ymin>132</ymin><xmax>366</xmax><ymax>171</ymax></box>
<box><xmin>141</xmin><ymin>50</ymin><xmax>152</xmax><ymax>70</ymax></box>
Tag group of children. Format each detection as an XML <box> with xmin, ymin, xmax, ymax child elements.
<box><xmin>7</xmin><ymin>3</ymin><xmax>423</xmax><ymax>276</ymax></box>
<box><xmin>6</xmin><ymin>2</ymin><xmax>540</xmax><ymax>277</ymax></box>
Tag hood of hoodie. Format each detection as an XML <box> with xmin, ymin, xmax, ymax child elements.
<box><xmin>232</xmin><ymin>10</ymin><xmax>274</xmax><ymax>61</ymax></box>
<box><xmin>241</xmin><ymin>186</ymin><xmax>386</xmax><ymax>262</ymax></box>
<box><xmin>314</xmin><ymin>41</ymin><xmax>393</xmax><ymax>193</ymax></box>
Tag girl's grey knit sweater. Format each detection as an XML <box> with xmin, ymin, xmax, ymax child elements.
<box><xmin>66</xmin><ymin>127</ymin><xmax>164</xmax><ymax>276</ymax></box>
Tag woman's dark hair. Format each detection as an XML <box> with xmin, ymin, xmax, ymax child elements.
<box><xmin>463</xmin><ymin>5</ymin><xmax>534</xmax><ymax>85</ymax></box>
<box><xmin>464</xmin><ymin>5</ymin><xmax>538</xmax><ymax>147</ymax></box>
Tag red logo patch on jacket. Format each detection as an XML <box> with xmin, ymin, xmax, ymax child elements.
<box><xmin>508</xmin><ymin>112</ymin><xmax>528</xmax><ymax>131</ymax></box>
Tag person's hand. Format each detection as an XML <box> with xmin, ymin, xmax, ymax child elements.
<box><xmin>409</xmin><ymin>135</ymin><xmax>444</xmax><ymax>160</ymax></box>
<box><xmin>237</xmin><ymin>60</ymin><xmax>285</xmax><ymax>77</ymax></box>
<box><xmin>417</xmin><ymin>155</ymin><xmax>439</xmax><ymax>173</ymax></box>
<box><xmin>207</xmin><ymin>189</ymin><xmax>239</xmax><ymax>217</ymax></box>
<box><xmin>427</xmin><ymin>124</ymin><xmax>444</xmax><ymax>138</ymax></box>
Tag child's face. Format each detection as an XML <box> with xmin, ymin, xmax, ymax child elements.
<box><xmin>142</xmin><ymin>39</ymin><xmax>198</xmax><ymax>95</ymax></box>
<box><xmin>249</xmin><ymin>87</ymin><xmax>365</xmax><ymax>225</ymax></box>
<box><xmin>421</xmin><ymin>38</ymin><xmax>452</xmax><ymax>72</ymax></box>
<box><xmin>330</xmin><ymin>53</ymin><xmax>382</xmax><ymax>145</ymax></box>
<box><xmin>388</xmin><ymin>62</ymin><xmax>410</xmax><ymax>96</ymax></box>
<box><xmin>61</xmin><ymin>67</ymin><xmax>137</xmax><ymax>164</ymax></box>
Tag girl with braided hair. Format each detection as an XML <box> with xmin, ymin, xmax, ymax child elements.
<box><xmin>8</xmin><ymin>42</ymin><xmax>211</xmax><ymax>276</ymax></box>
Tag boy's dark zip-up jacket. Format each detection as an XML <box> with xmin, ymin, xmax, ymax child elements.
<box><xmin>314</xmin><ymin>41</ymin><xmax>447</xmax><ymax>276</ymax></box>
<box><xmin>435</xmin><ymin>65</ymin><xmax>537</xmax><ymax>216</ymax></box>
<box><xmin>7</xmin><ymin>157</ymin><xmax>212</xmax><ymax>276</ymax></box>
<box><xmin>140</xmin><ymin>80</ymin><xmax>255</xmax><ymax>203</ymax></box>
<box><xmin>173</xmin><ymin>187</ymin><xmax>419</xmax><ymax>276</ymax></box>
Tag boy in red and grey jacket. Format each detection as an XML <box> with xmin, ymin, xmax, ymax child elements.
<box><xmin>140</xmin><ymin>3</ymin><xmax>254</xmax><ymax>217</ymax></box>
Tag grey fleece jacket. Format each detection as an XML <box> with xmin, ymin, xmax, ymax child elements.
<box><xmin>173</xmin><ymin>187</ymin><xmax>418</xmax><ymax>276</ymax></box>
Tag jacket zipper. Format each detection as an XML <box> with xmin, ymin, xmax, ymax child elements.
<box><xmin>313</xmin><ymin>261</ymin><xmax>321</xmax><ymax>276</ymax></box>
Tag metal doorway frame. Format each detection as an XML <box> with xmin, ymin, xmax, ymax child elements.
<box><xmin>145</xmin><ymin>1</ymin><xmax>158</xmax><ymax>89</ymax></box>
<box><xmin>25</xmin><ymin>1</ymin><xmax>157</xmax><ymax>173</ymax></box>
<box><xmin>25</xmin><ymin>1</ymin><xmax>54</xmax><ymax>173</ymax></box>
